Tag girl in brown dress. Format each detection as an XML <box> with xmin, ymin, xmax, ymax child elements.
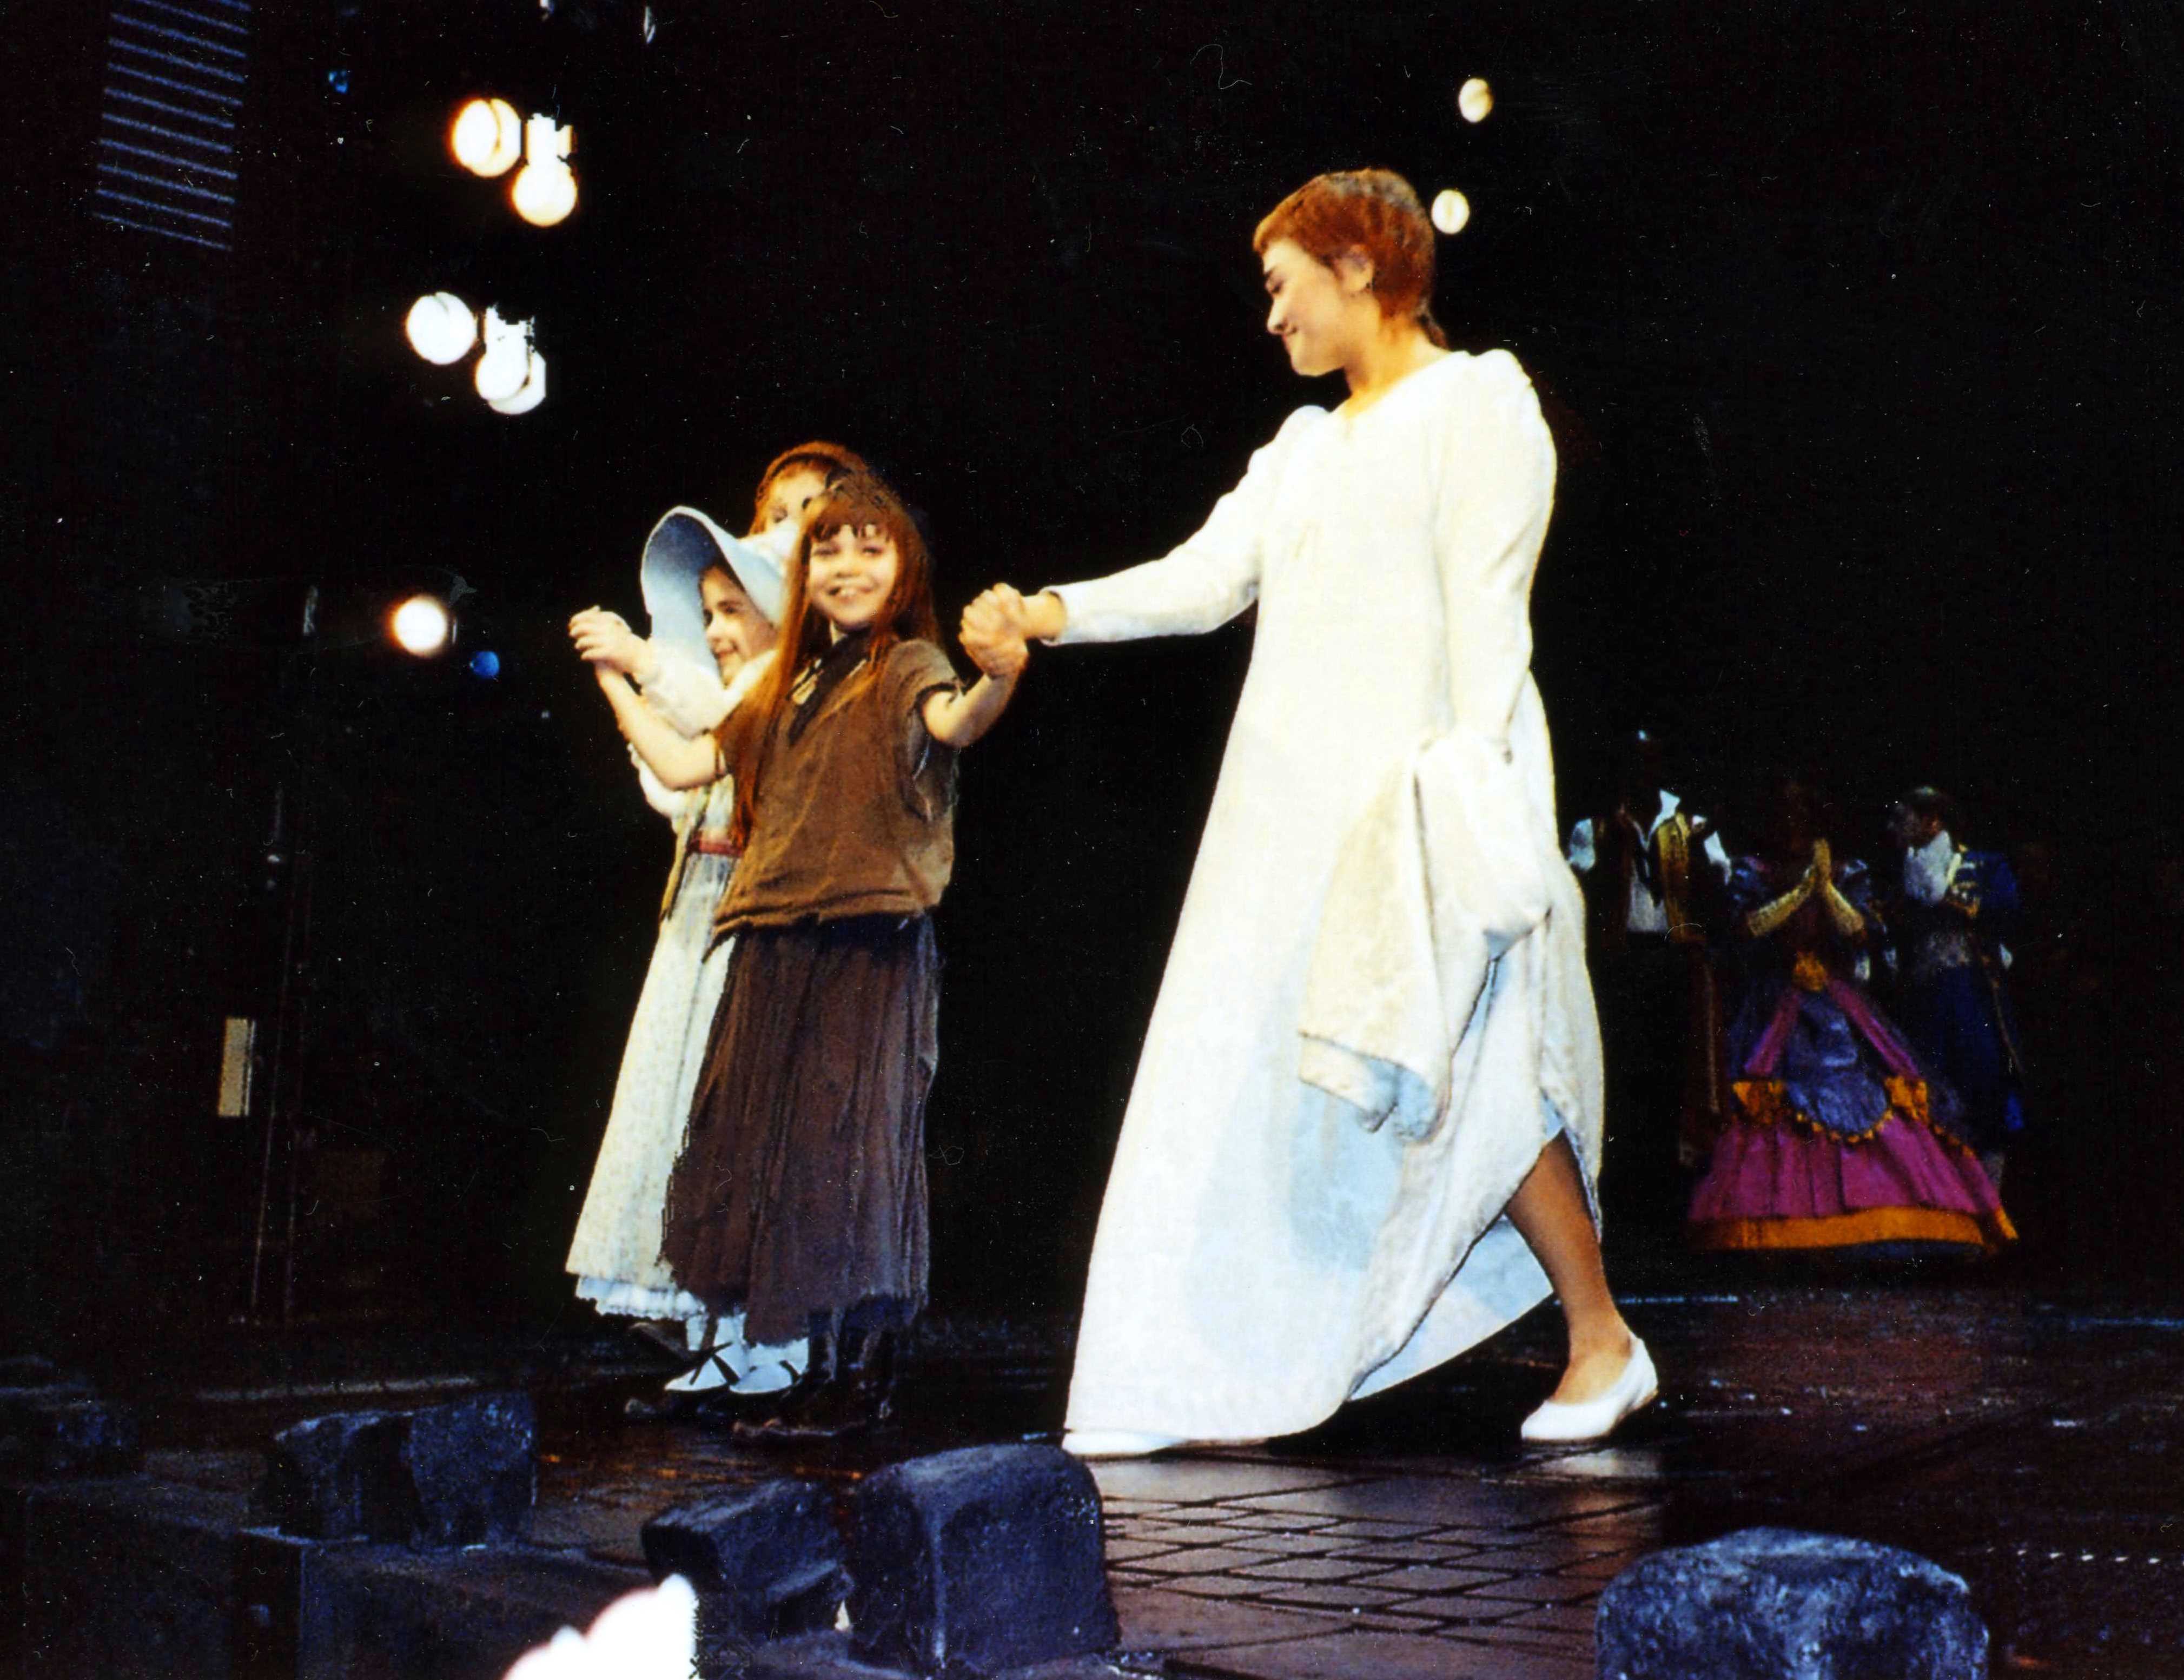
<box><xmin>597</xmin><ymin>471</ymin><xmax>1024</xmax><ymax>1436</ymax></box>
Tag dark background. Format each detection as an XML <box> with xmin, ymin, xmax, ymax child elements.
<box><xmin>2</xmin><ymin>0</ymin><xmax>2179</xmax><ymax>1354</ymax></box>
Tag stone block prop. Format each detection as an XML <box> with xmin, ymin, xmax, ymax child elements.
<box><xmin>644</xmin><ymin>1480</ymin><xmax>851</xmax><ymax>1671</ymax></box>
<box><xmin>253</xmin><ymin>1390</ymin><xmax>534</xmax><ymax>1548</ymax></box>
<box><xmin>252</xmin><ymin>1409</ymin><xmax>410</xmax><ymax>1541</ymax></box>
<box><xmin>21</xmin><ymin>1475</ymin><xmax>252</xmax><ymax>1680</ymax></box>
<box><xmin>305</xmin><ymin>1544</ymin><xmax>647</xmax><ymax>1680</ymax></box>
<box><xmin>1597</xmin><ymin>1526</ymin><xmax>1988</xmax><ymax>1680</ymax></box>
<box><xmin>0</xmin><ymin>1388</ymin><xmax>142</xmax><ymax>1479</ymax></box>
<box><xmin>404</xmin><ymin>1391</ymin><xmax>538</xmax><ymax>1548</ymax></box>
<box><xmin>847</xmin><ymin>1444</ymin><xmax>1117</xmax><ymax>1677</ymax></box>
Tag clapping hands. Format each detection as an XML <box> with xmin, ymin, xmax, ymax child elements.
<box><xmin>961</xmin><ymin>584</ymin><xmax>1032</xmax><ymax>680</ymax></box>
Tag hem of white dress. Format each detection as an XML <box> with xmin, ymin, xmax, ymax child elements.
<box><xmin>573</xmin><ymin>1276</ymin><xmax>710</xmax><ymax>1323</ymax></box>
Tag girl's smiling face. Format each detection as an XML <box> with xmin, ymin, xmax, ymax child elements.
<box><xmin>806</xmin><ymin>521</ymin><xmax>901</xmax><ymax>637</ymax></box>
<box><xmin>700</xmin><ymin>567</ymin><xmax>775</xmax><ymax>678</ymax></box>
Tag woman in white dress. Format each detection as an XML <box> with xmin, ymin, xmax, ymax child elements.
<box><xmin>964</xmin><ymin>171</ymin><xmax>1655</xmax><ymax>1456</ymax></box>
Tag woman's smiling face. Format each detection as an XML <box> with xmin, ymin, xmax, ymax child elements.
<box><xmin>1261</xmin><ymin>236</ymin><xmax>1369</xmax><ymax>378</ymax></box>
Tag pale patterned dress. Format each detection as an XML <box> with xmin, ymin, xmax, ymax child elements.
<box><xmin>565</xmin><ymin>765</ymin><xmax>740</xmax><ymax>1324</ymax></box>
<box><xmin>566</xmin><ymin>654</ymin><xmax>804</xmax><ymax>1381</ymax></box>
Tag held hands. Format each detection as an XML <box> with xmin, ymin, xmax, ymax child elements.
<box><xmin>568</xmin><ymin>607</ymin><xmax>654</xmax><ymax>680</ymax></box>
<box><xmin>961</xmin><ymin>584</ymin><xmax>1032</xmax><ymax>681</ymax></box>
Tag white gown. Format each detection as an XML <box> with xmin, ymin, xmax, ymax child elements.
<box><xmin>1056</xmin><ymin>350</ymin><xmax>1604</xmax><ymax>1441</ymax></box>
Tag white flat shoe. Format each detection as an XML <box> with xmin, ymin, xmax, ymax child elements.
<box><xmin>662</xmin><ymin>1351</ymin><xmax>736</xmax><ymax>1394</ymax></box>
<box><xmin>1061</xmin><ymin>1430</ymin><xmax>1186</xmax><ymax>1460</ymax></box>
<box><xmin>1519</xmin><ymin>1337</ymin><xmax>1658</xmax><ymax>1444</ymax></box>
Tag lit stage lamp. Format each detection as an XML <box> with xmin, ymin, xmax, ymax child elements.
<box><xmin>474</xmin><ymin>307</ymin><xmax>534</xmax><ymax>404</ymax></box>
<box><xmin>487</xmin><ymin>347</ymin><xmax>547</xmax><ymax>416</ymax></box>
<box><xmin>511</xmin><ymin>114</ymin><xmax>577</xmax><ymax>227</ymax></box>
<box><xmin>389</xmin><ymin>594</ymin><xmax>453</xmax><ymax>657</ymax></box>
<box><xmin>1432</xmin><ymin>188</ymin><xmax>1472</xmax><ymax>235</ymax></box>
<box><xmin>451</xmin><ymin>97</ymin><xmax>524</xmax><ymax>177</ymax></box>
<box><xmin>404</xmin><ymin>292</ymin><xmax>478</xmax><ymax>365</ymax></box>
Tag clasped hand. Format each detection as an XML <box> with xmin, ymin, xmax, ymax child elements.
<box><xmin>961</xmin><ymin>584</ymin><xmax>1032</xmax><ymax>680</ymax></box>
<box><xmin>569</xmin><ymin>607</ymin><xmax>651</xmax><ymax>683</ymax></box>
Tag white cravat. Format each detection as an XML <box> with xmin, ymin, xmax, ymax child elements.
<box><xmin>1904</xmin><ymin>830</ymin><xmax>1959</xmax><ymax>906</ymax></box>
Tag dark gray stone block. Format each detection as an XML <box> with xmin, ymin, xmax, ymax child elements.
<box><xmin>643</xmin><ymin>1479</ymin><xmax>850</xmax><ymax>1654</ymax></box>
<box><xmin>21</xmin><ymin>1475</ymin><xmax>252</xmax><ymax>1680</ymax></box>
<box><xmin>402</xmin><ymin>1391</ymin><xmax>535</xmax><ymax>1548</ymax></box>
<box><xmin>0</xmin><ymin>1394</ymin><xmax>143</xmax><ymax>1477</ymax></box>
<box><xmin>252</xmin><ymin>1391</ymin><xmax>533</xmax><ymax>1548</ymax></box>
<box><xmin>1597</xmin><ymin>1526</ymin><xmax>1988</xmax><ymax>1680</ymax></box>
<box><xmin>303</xmin><ymin>1542</ymin><xmax>647</xmax><ymax>1680</ymax></box>
<box><xmin>848</xmin><ymin>1444</ymin><xmax>1117</xmax><ymax>1677</ymax></box>
<box><xmin>253</xmin><ymin>1410</ymin><xmax>411</xmax><ymax>1541</ymax></box>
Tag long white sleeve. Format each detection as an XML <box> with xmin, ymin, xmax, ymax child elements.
<box><xmin>632</xmin><ymin>746</ymin><xmax>700</xmax><ymax>822</ymax></box>
<box><xmin>1049</xmin><ymin>407</ymin><xmax>1322</xmax><ymax>644</ymax></box>
<box><xmin>627</xmin><ymin>647</ymin><xmax>775</xmax><ymax>821</ymax></box>
<box><xmin>1299</xmin><ymin>353</ymin><xmax>1564</xmax><ymax>1137</ymax></box>
<box><xmin>1433</xmin><ymin>349</ymin><xmax>1556</xmax><ymax>748</ymax></box>
<box><xmin>1375</xmin><ymin>351</ymin><xmax>1560</xmax><ymax>962</ymax></box>
<box><xmin>640</xmin><ymin>653</ymin><xmax>731</xmax><ymax>737</ymax></box>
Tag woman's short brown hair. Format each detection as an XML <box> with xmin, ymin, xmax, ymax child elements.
<box><xmin>1253</xmin><ymin>169</ymin><xmax>1447</xmax><ymax>348</ymax></box>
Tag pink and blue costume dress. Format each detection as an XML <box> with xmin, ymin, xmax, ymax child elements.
<box><xmin>1687</xmin><ymin>849</ymin><xmax>2015</xmax><ymax>1254</ymax></box>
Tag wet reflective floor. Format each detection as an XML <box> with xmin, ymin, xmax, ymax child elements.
<box><xmin>487</xmin><ymin>1279</ymin><xmax>2184</xmax><ymax>1678</ymax></box>
<box><xmin>118</xmin><ymin>1274</ymin><xmax>2184</xmax><ymax>1678</ymax></box>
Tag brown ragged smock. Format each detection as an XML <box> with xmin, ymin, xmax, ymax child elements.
<box><xmin>662</xmin><ymin>638</ymin><xmax>962</xmax><ymax>1341</ymax></box>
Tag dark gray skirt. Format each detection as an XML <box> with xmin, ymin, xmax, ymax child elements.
<box><xmin>663</xmin><ymin>915</ymin><xmax>936</xmax><ymax>1344</ymax></box>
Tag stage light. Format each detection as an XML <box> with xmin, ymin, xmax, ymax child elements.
<box><xmin>512</xmin><ymin>158</ymin><xmax>577</xmax><ymax>227</ymax></box>
<box><xmin>474</xmin><ymin>307</ymin><xmax>533</xmax><ymax>404</ymax></box>
<box><xmin>1431</xmin><ymin>189</ymin><xmax>1471</xmax><ymax>235</ymax></box>
<box><xmin>404</xmin><ymin>292</ymin><xmax>478</xmax><ymax>365</ymax></box>
<box><xmin>451</xmin><ymin>97</ymin><xmax>524</xmax><ymax>177</ymax></box>
<box><xmin>1458</xmin><ymin>77</ymin><xmax>1494</xmax><ymax>123</ymax></box>
<box><xmin>487</xmin><ymin>348</ymin><xmax>548</xmax><ymax>416</ymax></box>
<box><xmin>511</xmin><ymin>114</ymin><xmax>577</xmax><ymax>227</ymax></box>
<box><xmin>391</xmin><ymin>595</ymin><xmax>452</xmax><ymax>656</ymax></box>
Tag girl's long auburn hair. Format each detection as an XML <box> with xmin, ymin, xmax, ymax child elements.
<box><xmin>1253</xmin><ymin>168</ymin><xmax>1449</xmax><ymax>349</ymax></box>
<box><xmin>729</xmin><ymin>471</ymin><xmax>942</xmax><ymax>849</ymax></box>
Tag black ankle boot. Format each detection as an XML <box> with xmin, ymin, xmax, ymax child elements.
<box><xmin>766</xmin><ymin>1328</ymin><xmax>897</xmax><ymax>1440</ymax></box>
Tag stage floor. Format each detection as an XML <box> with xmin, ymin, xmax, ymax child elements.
<box><xmin>72</xmin><ymin>1266</ymin><xmax>2173</xmax><ymax>1678</ymax></box>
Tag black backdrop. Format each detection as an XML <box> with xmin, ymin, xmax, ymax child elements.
<box><xmin>3</xmin><ymin>0</ymin><xmax>2179</xmax><ymax>1340</ymax></box>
